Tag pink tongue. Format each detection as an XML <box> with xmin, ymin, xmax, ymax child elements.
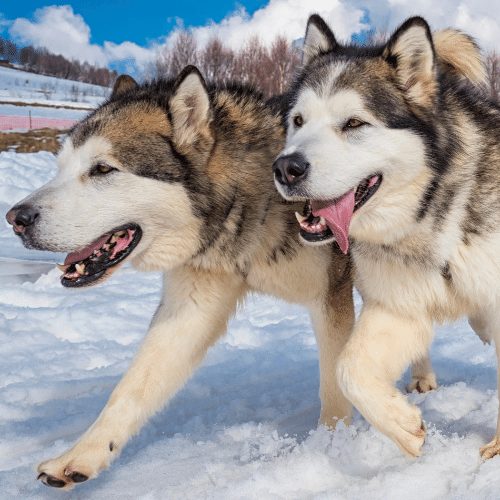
<box><xmin>312</xmin><ymin>190</ymin><xmax>355</xmax><ymax>254</ymax></box>
<box><xmin>64</xmin><ymin>234</ymin><xmax>110</xmax><ymax>265</ymax></box>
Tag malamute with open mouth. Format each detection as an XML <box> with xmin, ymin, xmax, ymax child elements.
<box><xmin>5</xmin><ymin>67</ymin><xmax>359</xmax><ymax>489</ymax></box>
<box><xmin>274</xmin><ymin>14</ymin><xmax>499</xmax><ymax>458</ymax></box>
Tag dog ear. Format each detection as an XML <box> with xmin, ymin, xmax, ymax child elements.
<box><xmin>383</xmin><ymin>17</ymin><xmax>436</xmax><ymax>107</ymax></box>
<box><xmin>302</xmin><ymin>14</ymin><xmax>338</xmax><ymax>65</ymax></box>
<box><xmin>169</xmin><ymin>65</ymin><xmax>211</xmax><ymax>147</ymax></box>
<box><xmin>111</xmin><ymin>75</ymin><xmax>138</xmax><ymax>98</ymax></box>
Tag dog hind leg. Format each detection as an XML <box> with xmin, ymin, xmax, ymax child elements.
<box><xmin>311</xmin><ymin>272</ymin><xmax>355</xmax><ymax>428</ymax></box>
<box><xmin>407</xmin><ymin>353</ymin><xmax>438</xmax><ymax>393</ymax></box>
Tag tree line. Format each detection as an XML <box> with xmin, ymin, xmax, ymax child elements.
<box><xmin>153</xmin><ymin>33</ymin><xmax>301</xmax><ymax>97</ymax></box>
<box><xmin>0</xmin><ymin>37</ymin><xmax>117</xmax><ymax>87</ymax></box>
<box><xmin>153</xmin><ymin>31</ymin><xmax>499</xmax><ymax>101</ymax></box>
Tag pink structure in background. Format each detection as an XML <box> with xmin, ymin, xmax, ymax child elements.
<box><xmin>0</xmin><ymin>115</ymin><xmax>76</xmax><ymax>131</ymax></box>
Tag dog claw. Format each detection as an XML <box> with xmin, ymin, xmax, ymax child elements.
<box><xmin>67</xmin><ymin>471</ymin><xmax>89</xmax><ymax>483</ymax></box>
<box><xmin>37</xmin><ymin>472</ymin><xmax>67</xmax><ymax>488</ymax></box>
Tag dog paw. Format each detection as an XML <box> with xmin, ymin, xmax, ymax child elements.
<box><xmin>407</xmin><ymin>373</ymin><xmax>438</xmax><ymax>393</ymax></box>
<box><xmin>388</xmin><ymin>402</ymin><xmax>426</xmax><ymax>457</ymax></box>
<box><xmin>480</xmin><ymin>437</ymin><xmax>500</xmax><ymax>460</ymax></box>
<box><xmin>37</xmin><ymin>443</ymin><xmax>113</xmax><ymax>489</ymax></box>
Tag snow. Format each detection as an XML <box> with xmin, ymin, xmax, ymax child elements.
<box><xmin>0</xmin><ymin>103</ymin><xmax>90</xmax><ymax>121</ymax></box>
<box><xmin>0</xmin><ymin>66</ymin><xmax>102</xmax><ymax>131</ymax></box>
<box><xmin>0</xmin><ymin>151</ymin><xmax>499</xmax><ymax>499</ymax></box>
<box><xmin>0</xmin><ymin>96</ymin><xmax>96</xmax><ymax>109</ymax></box>
<box><xmin>0</xmin><ymin>66</ymin><xmax>108</xmax><ymax>106</ymax></box>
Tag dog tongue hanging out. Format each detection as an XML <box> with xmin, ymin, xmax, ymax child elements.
<box><xmin>287</xmin><ymin>169</ymin><xmax>382</xmax><ymax>253</ymax></box>
<box><xmin>311</xmin><ymin>175</ymin><xmax>380</xmax><ymax>253</ymax></box>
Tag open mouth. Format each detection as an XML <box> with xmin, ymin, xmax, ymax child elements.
<box><xmin>295</xmin><ymin>174</ymin><xmax>382</xmax><ymax>252</ymax></box>
<box><xmin>58</xmin><ymin>223</ymin><xmax>142</xmax><ymax>287</ymax></box>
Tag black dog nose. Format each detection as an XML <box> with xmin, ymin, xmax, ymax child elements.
<box><xmin>273</xmin><ymin>153</ymin><xmax>310</xmax><ymax>186</ymax></box>
<box><xmin>6</xmin><ymin>205</ymin><xmax>39</xmax><ymax>233</ymax></box>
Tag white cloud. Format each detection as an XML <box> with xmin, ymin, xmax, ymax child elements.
<box><xmin>5</xmin><ymin>0</ymin><xmax>499</xmax><ymax>78</ymax></box>
<box><xmin>168</xmin><ymin>0</ymin><xmax>498</xmax><ymax>52</ymax></box>
<box><xmin>359</xmin><ymin>0</ymin><xmax>499</xmax><ymax>51</ymax></box>
<box><xmin>9</xmin><ymin>5</ymin><xmax>156</xmax><ymax>69</ymax></box>
<box><xmin>169</xmin><ymin>0</ymin><xmax>368</xmax><ymax>49</ymax></box>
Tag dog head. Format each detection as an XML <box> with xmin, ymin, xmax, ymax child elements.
<box><xmin>6</xmin><ymin>66</ymin><xmax>215</xmax><ymax>286</ymax></box>
<box><xmin>274</xmin><ymin>15</ymin><xmax>484</xmax><ymax>252</ymax></box>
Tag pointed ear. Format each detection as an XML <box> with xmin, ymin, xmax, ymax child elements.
<box><xmin>111</xmin><ymin>74</ymin><xmax>138</xmax><ymax>98</ymax></box>
<box><xmin>169</xmin><ymin>65</ymin><xmax>211</xmax><ymax>147</ymax></box>
<box><xmin>302</xmin><ymin>14</ymin><xmax>338</xmax><ymax>65</ymax></box>
<box><xmin>383</xmin><ymin>17</ymin><xmax>436</xmax><ymax>107</ymax></box>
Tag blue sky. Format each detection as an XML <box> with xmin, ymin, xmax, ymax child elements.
<box><xmin>0</xmin><ymin>1</ymin><xmax>496</xmax><ymax>74</ymax></box>
<box><xmin>1</xmin><ymin>0</ymin><xmax>269</xmax><ymax>46</ymax></box>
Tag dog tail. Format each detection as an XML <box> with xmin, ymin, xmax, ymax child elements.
<box><xmin>434</xmin><ymin>29</ymin><xmax>488</xmax><ymax>87</ymax></box>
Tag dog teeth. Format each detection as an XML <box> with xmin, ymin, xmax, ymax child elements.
<box><xmin>110</xmin><ymin>235</ymin><xmax>118</xmax><ymax>243</ymax></box>
<box><xmin>57</xmin><ymin>263</ymin><xmax>68</xmax><ymax>272</ymax></box>
<box><xmin>115</xmin><ymin>230</ymin><xmax>127</xmax><ymax>238</ymax></box>
<box><xmin>75</xmin><ymin>263</ymin><xmax>85</xmax><ymax>275</ymax></box>
<box><xmin>295</xmin><ymin>211</ymin><xmax>307</xmax><ymax>223</ymax></box>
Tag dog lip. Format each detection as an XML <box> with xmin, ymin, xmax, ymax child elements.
<box><xmin>310</xmin><ymin>174</ymin><xmax>383</xmax><ymax>214</ymax></box>
<box><xmin>60</xmin><ymin>224</ymin><xmax>142</xmax><ymax>288</ymax></box>
<box><xmin>299</xmin><ymin>227</ymin><xmax>334</xmax><ymax>243</ymax></box>
<box><xmin>353</xmin><ymin>173</ymin><xmax>382</xmax><ymax>212</ymax></box>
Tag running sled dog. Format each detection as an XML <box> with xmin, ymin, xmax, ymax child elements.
<box><xmin>6</xmin><ymin>68</ymin><xmax>355</xmax><ymax>489</ymax></box>
<box><xmin>274</xmin><ymin>14</ymin><xmax>499</xmax><ymax>458</ymax></box>
<box><xmin>4</xmin><ymin>28</ymin><xmax>484</xmax><ymax>488</ymax></box>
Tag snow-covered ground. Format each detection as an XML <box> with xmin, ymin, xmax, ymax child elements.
<box><xmin>0</xmin><ymin>152</ymin><xmax>499</xmax><ymax>499</ymax></box>
<box><xmin>0</xmin><ymin>66</ymin><xmax>108</xmax><ymax>106</ymax></box>
<box><xmin>0</xmin><ymin>103</ymin><xmax>90</xmax><ymax>121</ymax></box>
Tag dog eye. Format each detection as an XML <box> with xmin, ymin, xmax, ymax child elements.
<box><xmin>293</xmin><ymin>114</ymin><xmax>304</xmax><ymax>128</ymax></box>
<box><xmin>344</xmin><ymin>118</ymin><xmax>366</xmax><ymax>130</ymax></box>
<box><xmin>90</xmin><ymin>164</ymin><xmax>117</xmax><ymax>176</ymax></box>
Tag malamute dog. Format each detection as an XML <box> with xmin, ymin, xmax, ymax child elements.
<box><xmin>5</xmin><ymin>67</ymin><xmax>358</xmax><ymax>489</ymax></box>
<box><xmin>274</xmin><ymin>15</ymin><xmax>499</xmax><ymax>459</ymax></box>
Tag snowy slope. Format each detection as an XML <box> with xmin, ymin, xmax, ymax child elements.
<box><xmin>1</xmin><ymin>152</ymin><xmax>500</xmax><ymax>499</ymax></box>
<box><xmin>0</xmin><ymin>103</ymin><xmax>89</xmax><ymax>121</ymax></box>
<box><xmin>0</xmin><ymin>66</ymin><xmax>108</xmax><ymax>106</ymax></box>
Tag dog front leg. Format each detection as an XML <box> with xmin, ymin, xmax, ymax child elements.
<box><xmin>336</xmin><ymin>303</ymin><xmax>433</xmax><ymax>457</ymax></box>
<box><xmin>37</xmin><ymin>267</ymin><xmax>244</xmax><ymax>490</ymax></box>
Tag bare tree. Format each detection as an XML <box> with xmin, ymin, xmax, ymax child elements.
<box><xmin>268</xmin><ymin>36</ymin><xmax>300</xmax><ymax>94</ymax></box>
<box><xmin>153</xmin><ymin>31</ymin><xmax>302</xmax><ymax>97</ymax></box>
<box><xmin>170</xmin><ymin>32</ymin><xmax>198</xmax><ymax>75</ymax></box>
<box><xmin>156</xmin><ymin>31</ymin><xmax>199</xmax><ymax>79</ymax></box>
<box><xmin>233</xmin><ymin>36</ymin><xmax>269</xmax><ymax>90</ymax></box>
<box><xmin>200</xmin><ymin>36</ymin><xmax>234</xmax><ymax>84</ymax></box>
<box><xmin>486</xmin><ymin>51</ymin><xmax>499</xmax><ymax>101</ymax></box>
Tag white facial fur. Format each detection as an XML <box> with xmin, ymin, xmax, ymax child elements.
<box><xmin>16</xmin><ymin>135</ymin><xmax>200</xmax><ymax>270</ymax></box>
<box><xmin>277</xmin><ymin>85</ymin><xmax>430</xmax><ymax>242</ymax></box>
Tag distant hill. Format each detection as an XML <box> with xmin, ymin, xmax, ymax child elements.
<box><xmin>0</xmin><ymin>37</ymin><xmax>117</xmax><ymax>87</ymax></box>
<box><xmin>0</xmin><ymin>65</ymin><xmax>109</xmax><ymax>108</ymax></box>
